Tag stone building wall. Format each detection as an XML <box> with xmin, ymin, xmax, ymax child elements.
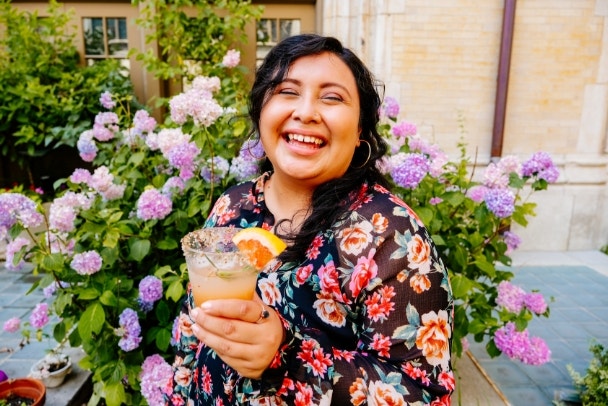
<box><xmin>320</xmin><ymin>0</ymin><xmax>608</xmax><ymax>251</ymax></box>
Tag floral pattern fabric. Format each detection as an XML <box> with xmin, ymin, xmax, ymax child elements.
<box><xmin>168</xmin><ymin>172</ymin><xmax>454</xmax><ymax>405</ymax></box>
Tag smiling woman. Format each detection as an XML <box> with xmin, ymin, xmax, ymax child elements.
<box><xmin>167</xmin><ymin>34</ymin><xmax>454</xmax><ymax>405</ymax></box>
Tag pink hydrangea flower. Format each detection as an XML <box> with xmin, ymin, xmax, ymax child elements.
<box><xmin>221</xmin><ymin>49</ymin><xmax>240</xmax><ymax>68</ymax></box>
<box><xmin>70</xmin><ymin>250</ymin><xmax>103</xmax><ymax>275</ymax></box>
<box><xmin>136</xmin><ymin>189</ymin><xmax>172</xmax><ymax>221</ymax></box>
<box><xmin>30</xmin><ymin>303</ymin><xmax>49</xmax><ymax>329</ymax></box>
<box><xmin>3</xmin><ymin>317</ymin><xmax>21</xmax><ymax>333</ymax></box>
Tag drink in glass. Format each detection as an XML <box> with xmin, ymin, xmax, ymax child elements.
<box><xmin>181</xmin><ymin>227</ymin><xmax>257</xmax><ymax>307</ymax></box>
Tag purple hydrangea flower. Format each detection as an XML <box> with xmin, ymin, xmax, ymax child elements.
<box><xmin>133</xmin><ymin>110</ymin><xmax>157</xmax><ymax>134</ymax></box>
<box><xmin>0</xmin><ymin>193</ymin><xmax>44</xmax><ymax>231</ymax></box>
<box><xmin>136</xmin><ymin>189</ymin><xmax>173</xmax><ymax>221</ymax></box>
<box><xmin>382</xmin><ymin>96</ymin><xmax>400</xmax><ymax>119</ymax></box>
<box><xmin>239</xmin><ymin>139</ymin><xmax>266</xmax><ymax>161</ymax></box>
<box><xmin>391</xmin><ymin>121</ymin><xmax>417</xmax><ymax>138</ymax></box>
<box><xmin>390</xmin><ymin>152</ymin><xmax>430</xmax><ymax>189</ymax></box>
<box><xmin>166</xmin><ymin>141</ymin><xmax>201</xmax><ymax>181</ymax></box>
<box><xmin>466</xmin><ymin>185</ymin><xmax>487</xmax><ymax>203</ymax></box>
<box><xmin>496</xmin><ymin>281</ymin><xmax>525</xmax><ymax>313</ymax></box>
<box><xmin>494</xmin><ymin>322</ymin><xmax>551</xmax><ymax>365</ymax></box>
<box><xmin>524</xmin><ymin>292</ymin><xmax>548</xmax><ymax>315</ymax></box>
<box><xmin>69</xmin><ymin>168</ymin><xmax>92</xmax><ymax>186</ymax></box>
<box><xmin>200</xmin><ymin>156</ymin><xmax>230</xmax><ymax>183</ymax></box>
<box><xmin>161</xmin><ymin>176</ymin><xmax>186</xmax><ymax>197</ymax></box>
<box><xmin>503</xmin><ymin>231</ymin><xmax>521</xmax><ymax>253</ymax></box>
<box><xmin>70</xmin><ymin>250</ymin><xmax>103</xmax><ymax>275</ymax></box>
<box><xmin>117</xmin><ymin>308</ymin><xmax>142</xmax><ymax>352</ymax></box>
<box><xmin>138</xmin><ymin>276</ymin><xmax>163</xmax><ymax>312</ymax></box>
<box><xmin>99</xmin><ymin>91</ymin><xmax>116</xmax><ymax>109</ymax></box>
<box><xmin>3</xmin><ymin>317</ymin><xmax>21</xmax><ymax>333</ymax></box>
<box><xmin>5</xmin><ymin>237</ymin><xmax>30</xmax><ymax>271</ymax></box>
<box><xmin>92</xmin><ymin>112</ymin><xmax>120</xmax><ymax>142</ymax></box>
<box><xmin>429</xmin><ymin>197</ymin><xmax>443</xmax><ymax>205</ymax></box>
<box><xmin>30</xmin><ymin>303</ymin><xmax>49</xmax><ymax>329</ymax></box>
<box><xmin>169</xmin><ymin>77</ymin><xmax>223</xmax><ymax>127</ymax></box>
<box><xmin>229</xmin><ymin>156</ymin><xmax>260</xmax><ymax>182</ymax></box>
<box><xmin>77</xmin><ymin>130</ymin><xmax>98</xmax><ymax>162</ymax></box>
<box><xmin>522</xmin><ymin>151</ymin><xmax>559</xmax><ymax>183</ymax></box>
<box><xmin>140</xmin><ymin>354</ymin><xmax>173</xmax><ymax>406</ymax></box>
<box><xmin>484</xmin><ymin>187</ymin><xmax>515</xmax><ymax>218</ymax></box>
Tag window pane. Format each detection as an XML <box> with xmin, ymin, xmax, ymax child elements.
<box><xmin>106</xmin><ymin>18</ymin><xmax>128</xmax><ymax>57</ymax></box>
<box><xmin>279</xmin><ymin>19</ymin><xmax>300</xmax><ymax>41</ymax></box>
<box><xmin>83</xmin><ymin>17</ymin><xmax>105</xmax><ymax>55</ymax></box>
<box><xmin>256</xmin><ymin>19</ymin><xmax>277</xmax><ymax>44</ymax></box>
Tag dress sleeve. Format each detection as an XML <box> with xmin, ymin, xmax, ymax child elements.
<box><xmin>238</xmin><ymin>191</ymin><xmax>455</xmax><ymax>405</ymax></box>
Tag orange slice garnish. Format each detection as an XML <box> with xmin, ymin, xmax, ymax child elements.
<box><xmin>232</xmin><ymin>227</ymin><xmax>287</xmax><ymax>270</ymax></box>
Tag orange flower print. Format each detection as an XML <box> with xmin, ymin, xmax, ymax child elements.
<box><xmin>349</xmin><ymin>249</ymin><xmax>378</xmax><ymax>297</ymax></box>
<box><xmin>209</xmin><ymin>194</ymin><xmax>230</xmax><ymax>219</ymax></box>
<box><xmin>179</xmin><ymin>312</ymin><xmax>194</xmax><ymax>337</ymax></box>
<box><xmin>349</xmin><ymin>377</ymin><xmax>367</xmax><ymax>406</ymax></box>
<box><xmin>416</xmin><ymin>310</ymin><xmax>451</xmax><ymax>368</ymax></box>
<box><xmin>367</xmin><ymin>380</ymin><xmax>405</xmax><ymax>406</ymax></box>
<box><xmin>314</xmin><ymin>292</ymin><xmax>347</xmax><ymax>327</ymax></box>
<box><xmin>410</xmin><ymin>272</ymin><xmax>431</xmax><ymax>293</ymax></box>
<box><xmin>338</xmin><ymin>220</ymin><xmax>373</xmax><ymax>255</ymax></box>
<box><xmin>407</xmin><ymin>234</ymin><xmax>431</xmax><ymax>274</ymax></box>
<box><xmin>258</xmin><ymin>273</ymin><xmax>282</xmax><ymax>306</ymax></box>
<box><xmin>371</xmin><ymin>212</ymin><xmax>389</xmax><ymax>233</ymax></box>
<box><xmin>174</xmin><ymin>366</ymin><xmax>193</xmax><ymax>388</ymax></box>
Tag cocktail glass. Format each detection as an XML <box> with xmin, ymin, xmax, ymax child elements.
<box><xmin>181</xmin><ymin>227</ymin><xmax>257</xmax><ymax>307</ymax></box>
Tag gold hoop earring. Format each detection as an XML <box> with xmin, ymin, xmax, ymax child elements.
<box><xmin>352</xmin><ymin>139</ymin><xmax>372</xmax><ymax>169</ymax></box>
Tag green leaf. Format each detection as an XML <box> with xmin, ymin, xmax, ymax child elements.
<box><xmin>78</xmin><ymin>287</ymin><xmax>101</xmax><ymax>300</ymax></box>
<box><xmin>99</xmin><ymin>290</ymin><xmax>118</xmax><ymax>306</ymax></box>
<box><xmin>104</xmin><ymin>381</ymin><xmax>126</xmax><ymax>406</ymax></box>
<box><xmin>155</xmin><ymin>300</ymin><xmax>170</xmax><ymax>324</ymax></box>
<box><xmin>78</xmin><ymin>302</ymin><xmax>105</xmax><ymax>340</ymax></box>
<box><xmin>450</xmin><ymin>274</ymin><xmax>474</xmax><ymax>298</ymax></box>
<box><xmin>155</xmin><ymin>328</ymin><xmax>172</xmax><ymax>352</ymax></box>
<box><xmin>41</xmin><ymin>253</ymin><xmax>64</xmax><ymax>271</ymax></box>
<box><xmin>129</xmin><ymin>239</ymin><xmax>151</xmax><ymax>262</ymax></box>
<box><xmin>167</xmin><ymin>279</ymin><xmax>185</xmax><ymax>302</ymax></box>
<box><xmin>415</xmin><ymin>206</ymin><xmax>433</xmax><ymax>226</ymax></box>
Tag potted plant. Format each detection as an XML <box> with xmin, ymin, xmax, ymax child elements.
<box><xmin>0</xmin><ymin>377</ymin><xmax>45</xmax><ymax>406</ymax></box>
<box><xmin>29</xmin><ymin>351</ymin><xmax>72</xmax><ymax>388</ymax></box>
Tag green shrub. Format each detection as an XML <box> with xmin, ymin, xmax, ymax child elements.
<box><xmin>568</xmin><ymin>342</ymin><xmax>608</xmax><ymax>405</ymax></box>
<box><xmin>0</xmin><ymin>0</ymin><xmax>139</xmax><ymax>195</ymax></box>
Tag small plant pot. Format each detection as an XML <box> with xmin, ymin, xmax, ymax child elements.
<box><xmin>30</xmin><ymin>357</ymin><xmax>72</xmax><ymax>388</ymax></box>
<box><xmin>0</xmin><ymin>377</ymin><xmax>46</xmax><ymax>406</ymax></box>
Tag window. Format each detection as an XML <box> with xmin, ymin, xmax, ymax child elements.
<box><xmin>83</xmin><ymin>17</ymin><xmax>129</xmax><ymax>68</ymax></box>
<box><xmin>256</xmin><ymin>18</ymin><xmax>300</xmax><ymax>66</ymax></box>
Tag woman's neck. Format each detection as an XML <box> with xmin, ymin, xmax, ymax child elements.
<box><xmin>263</xmin><ymin>173</ymin><xmax>312</xmax><ymax>234</ymax></box>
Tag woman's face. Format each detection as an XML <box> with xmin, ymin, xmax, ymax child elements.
<box><xmin>259</xmin><ymin>51</ymin><xmax>361</xmax><ymax>189</ymax></box>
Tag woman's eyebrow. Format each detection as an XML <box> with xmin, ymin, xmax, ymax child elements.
<box><xmin>281</xmin><ymin>77</ymin><xmax>352</xmax><ymax>97</ymax></box>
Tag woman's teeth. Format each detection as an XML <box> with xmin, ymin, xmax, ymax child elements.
<box><xmin>287</xmin><ymin>134</ymin><xmax>324</xmax><ymax>145</ymax></box>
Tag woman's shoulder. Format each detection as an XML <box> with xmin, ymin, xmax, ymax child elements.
<box><xmin>350</xmin><ymin>182</ymin><xmax>423</xmax><ymax>224</ymax></box>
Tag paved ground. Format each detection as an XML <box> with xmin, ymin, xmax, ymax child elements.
<box><xmin>467</xmin><ymin>250</ymin><xmax>608</xmax><ymax>406</ymax></box>
<box><xmin>1</xmin><ymin>250</ymin><xmax>606</xmax><ymax>405</ymax></box>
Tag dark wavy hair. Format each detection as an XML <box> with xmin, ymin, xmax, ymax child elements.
<box><xmin>248</xmin><ymin>34</ymin><xmax>389</xmax><ymax>263</ymax></box>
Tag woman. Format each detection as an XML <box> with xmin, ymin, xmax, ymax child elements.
<box><xmin>168</xmin><ymin>34</ymin><xmax>454</xmax><ymax>405</ymax></box>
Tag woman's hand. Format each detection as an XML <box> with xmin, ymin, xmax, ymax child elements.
<box><xmin>189</xmin><ymin>296</ymin><xmax>284</xmax><ymax>379</ymax></box>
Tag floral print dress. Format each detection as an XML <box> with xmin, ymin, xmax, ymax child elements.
<box><xmin>168</xmin><ymin>172</ymin><xmax>454</xmax><ymax>405</ymax></box>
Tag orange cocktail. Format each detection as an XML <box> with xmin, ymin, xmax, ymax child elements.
<box><xmin>181</xmin><ymin>227</ymin><xmax>257</xmax><ymax>307</ymax></box>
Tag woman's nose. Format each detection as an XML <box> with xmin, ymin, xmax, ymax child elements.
<box><xmin>291</xmin><ymin>98</ymin><xmax>321</xmax><ymax>123</ymax></box>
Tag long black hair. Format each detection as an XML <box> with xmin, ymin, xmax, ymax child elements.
<box><xmin>248</xmin><ymin>34</ymin><xmax>389</xmax><ymax>263</ymax></box>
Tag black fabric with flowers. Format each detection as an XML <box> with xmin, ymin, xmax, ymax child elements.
<box><xmin>167</xmin><ymin>172</ymin><xmax>454</xmax><ymax>405</ymax></box>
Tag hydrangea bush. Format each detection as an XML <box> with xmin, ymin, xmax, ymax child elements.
<box><xmin>1</xmin><ymin>72</ymin><xmax>557</xmax><ymax>405</ymax></box>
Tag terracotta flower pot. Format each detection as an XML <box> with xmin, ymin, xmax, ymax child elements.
<box><xmin>0</xmin><ymin>377</ymin><xmax>46</xmax><ymax>406</ymax></box>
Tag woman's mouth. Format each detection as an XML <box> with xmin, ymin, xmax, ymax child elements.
<box><xmin>285</xmin><ymin>133</ymin><xmax>325</xmax><ymax>148</ymax></box>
